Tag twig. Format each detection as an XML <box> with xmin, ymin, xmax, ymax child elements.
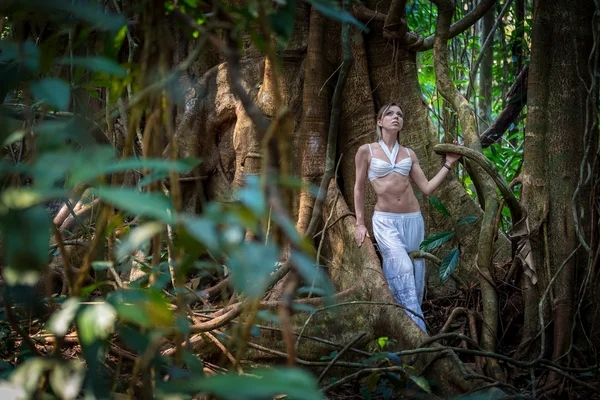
<box><xmin>318</xmin><ymin>332</ymin><xmax>366</xmax><ymax>383</ymax></box>
<box><xmin>203</xmin><ymin>331</ymin><xmax>243</xmax><ymax>374</ymax></box>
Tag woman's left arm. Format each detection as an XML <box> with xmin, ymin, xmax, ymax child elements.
<box><xmin>409</xmin><ymin>148</ymin><xmax>461</xmax><ymax>197</ymax></box>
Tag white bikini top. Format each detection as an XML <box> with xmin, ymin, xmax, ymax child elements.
<box><xmin>367</xmin><ymin>141</ymin><xmax>413</xmax><ymax>181</ymax></box>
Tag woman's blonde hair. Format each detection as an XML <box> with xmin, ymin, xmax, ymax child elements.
<box><xmin>375</xmin><ymin>102</ymin><xmax>404</xmax><ymax>141</ymax></box>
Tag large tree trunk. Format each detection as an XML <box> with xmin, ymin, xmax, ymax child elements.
<box><xmin>170</xmin><ymin>0</ymin><xmax>513</xmax><ymax>394</ymax></box>
<box><xmin>520</xmin><ymin>0</ymin><xmax>597</xmax><ymax>374</ymax></box>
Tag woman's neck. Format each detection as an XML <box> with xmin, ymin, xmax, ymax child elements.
<box><xmin>380</xmin><ymin>131</ymin><xmax>398</xmax><ymax>150</ymax></box>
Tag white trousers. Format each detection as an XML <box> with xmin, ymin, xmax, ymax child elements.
<box><xmin>372</xmin><ymin>211</ymin><xmax>427</xmax><ymax>333</ymax></box>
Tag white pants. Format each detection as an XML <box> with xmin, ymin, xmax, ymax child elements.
<box><xmin>372</xmin><ymin>211</ymin><xmax>427</xmax><ymax>333</ymax></box>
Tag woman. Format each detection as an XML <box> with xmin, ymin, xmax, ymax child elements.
<box><xmin>354</xmin><ymin>103</ymin><xmax>461</xmax><ymax>333</ymax></box>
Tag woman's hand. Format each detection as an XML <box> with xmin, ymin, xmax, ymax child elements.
<box><xmin>355</xmin><ymin>224</ymin><xmax>370</xmax><ymax>247</ymax></box>
<box><xmin>445</xmin><ymin>140</ymin><xmax>462</xmax><ymax>166</ymax></box>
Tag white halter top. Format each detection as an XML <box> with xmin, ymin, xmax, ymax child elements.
<box><xmin>367</xmin><ymin>141</ymin><xmax>412</xmax><ymax>181</ymax></box>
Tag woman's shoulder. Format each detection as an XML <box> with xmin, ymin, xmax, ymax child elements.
<box><xmin>357</xmin><ymin>143</ymin><xmax>375</xmax><ymax>152</ymax></box>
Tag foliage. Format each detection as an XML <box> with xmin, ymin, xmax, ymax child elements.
<box><xmin>420</xmin><ymin>197</ymin><xmax>478</xmax><ymax>282</ymax></box>
<box><xmin>410</xmin><ymin>0</ymin><xmax>528</xmax><ymax>233</ymax></box>
<box><xmin>0</xmin><ymin>0</ymin><xmax>343</xmax><ymax>398</ymax></box>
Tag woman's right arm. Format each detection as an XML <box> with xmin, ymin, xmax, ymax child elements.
<box><xmin>354</xmin><ymin>145</ymin><xmax>369</xmax><ymax>246</ymax></box>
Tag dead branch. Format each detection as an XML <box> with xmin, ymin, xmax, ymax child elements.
<box><xmin>480</xmin><ymin>66</ymin><xmax>529</xmax><ymax>148</ymax></box>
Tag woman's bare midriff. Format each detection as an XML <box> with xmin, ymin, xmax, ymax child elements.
<box><xmin>370</xmin><ymin>173</ymin><xmax>420</xmax><ymax>213</ymax></box>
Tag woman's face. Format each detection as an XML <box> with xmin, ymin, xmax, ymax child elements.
<box><xmin>378</xmin><ymin>105</ymin><xmax>404</xmax><ymax>133</ymax></box>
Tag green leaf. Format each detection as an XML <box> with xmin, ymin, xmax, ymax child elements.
<box><xmin>409</xmin><ymin>375</ymin><xmax>432</xmax><ymax>393</ymax></box>
<box><xmin>270</xmin><ymin>0</ymin><xmax>296</xmax><ymax>43</ymax></box>
<box><xmin>159</xmin><ymin>368</ymin><xmax>322</xmax><ymax>400</ymax></box>
<box><xmin>48</xmin><ymin>299</ymin><xmax>80</xmax><ymax>337</ymax></box>
<box><xmin>428</xmin><ymin>197</ymin><xmax>451</xmax><ymax>216</ymax></box>
<box><xmin>56</xmin><ymin>56</ymin><xmax>126</xmax><ymax>77</ymax></box>
<box><xmin>2</xmin><ymin>129</ymin><xmax>26</xmax><ymax>147</ymax></box>
<box><xmin>180</xmin><ymin>215</ymin><xmax>220</xmax><ymax>252</ymax></box>
<box><xmin>76</xmin><ymin>303</ymin><xmax>117</xmax><ymax>345</ymax></box>
<box><xmin>236</xmin><ymin>175</ymin><xmax>266</xmax><ymax>216</ymax></box>
<box><xmin>305</xmin><ymin>0</ymin><xmax>365</xmax><ymax>30</ymax></box>
<box><xmin>456</xmin><ymin>216</ymin><xmax>478</xmax><ymax>226</ymax></box>
<box><xmin>117</xmin><ymin>222</ymin><xmax>165</xmax><ymax>260</ymax></box>
<box><xmin>319</xmin><ymin>350</ymin><xmax>339</xmax><ymax>361</ymax></box>
<box><xmin>227</xmin><ymin>242</ymin><xmax>280</xmax><ymax>297</ymax></box>
<box><xmin>419</xmin><ymin>231</ymin><xmax>455</xmax><ymax>252</ymax></box>
<box><xmin>0</xmin><ymin>381</ymin><xmax>27</xmax><ymax>399</ymax></box>
<box><xmin>1</xmin><ymin>207</ymin><xmax>50</xmax><ymax>286</ymax></box>
<box><xmin>24</xmin><ymin>147</ymin><xmax>112</xmax><ymax>188</ymax></box>
<box><xmin>69</xmin><ymin>157</ymin><xmax>201</xmax><ymax>186</ymax></box>
<box><xmin>439</xmin><ymin>247</ymin><xmax>460</xmax><ymax>282</ymax></box>
<box><xmin>138</xmin><ymin>170</ymin><xmax>170</xmax><ymax>189</ymax></box>
<box><xmin>49</xmin><ymin>361</ymin><xmax>84</xmax><ymax>400</ymax></box>
<box><xmin>377</xmin><ymin>336</ymin><xmax>389</xmax><ymax>349</ymax></box>
<box><xmin>95</xmin><ymin>187</ymin><xmax>175</xmax><ymax>224</ymax></box>
<box><xmin>33</xmin><ymin>117</ymin><xmax>98</xmax><ymax>151</ymax></box>
<box><xmin>107</xmin><ymin>289</ymin><xmax>174</xmax><ymax>328</ymax></box>
<box><xmin>92</xmin><ymin>261</ymin><xmax>113</xmax><ymax>271</ymax></box>
<box><xmin>0</xmin><ymin>40</ymin><xmax>40</xmax><ymax>72</ymax></box>
<box><xmin>30</xmin><ymin>78</ymin><xmax>71</xmax><ymax>111</ymax></box>
<box><xmin>290</xmin><ymin>250</ymin><xmax>334</xmax><ymax>298</ymax></box>
<box><xmin>1</xmin><ymin>188</ymin><xmax>67</xmax><ymax>209</ymax></box>
<box><xmin>28</xmin><ymin>0</ymin><xmax>126</xmax><ymax>33</ymax></box>
<box><xmin>6</xmin><ymin>357</ymin><xmax>54</xmax><ymax>396</ymax></box>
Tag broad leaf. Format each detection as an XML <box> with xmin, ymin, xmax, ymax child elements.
<box><xmin>56</xmin><ymin>56</ymin><xmax>126</xmax><ymax>77</ymax></box>
<box><xmin>26</xmin><ymin>0</ymin><xmax>126</xmax><ymax>33</ymax></box>
<box><xmin>1</xmin><ymin>188</ymin><xmax>67</xmax><ymax>209</ymax></box>
<box><xmin>409</xmin><ymin>375</ymin><xmax>432</xmax><ymax>393</ymax></box>
<box><xmin>159</xmin><ymin>368</ymin><xmax>322</xmax><ymax>400</ymax></box>
<box><xmin>227</xmin><ymin>242</ymin><xmax>280</xmax><ymax>297</ymax></box>
<box><xmin>95</xmin><ymin>187</ymin><xmax>175</xmax><ymax>224</ymax></box>
<box><xmin>236</xmin><ymin>175</ymin><xmax>266</xmax><ymax>216</ymax></box>
<box><xmin>428</xmin><ymin>196</ymin><xmax>451</xmax><ymax>217</ymax></box>
<box><xmin>49</xmin><ymin>361</ymin><xmax>84</xmax><ymax>400</ymax></box>
<box><xmin>77</xmin><ymin>303</ymin><xmax>117</xmax><ymax>345</ymax></box>
<box><xmin>439</xmin><ymin>247</ymin><xmax>460</xmax><ymax>282</ymax></box>
<box><xmin>33</xmin><ymin>117</ymin><xmax>98</xmax><ymax>150</ymax></box>
<box><xmin>5</xmin><ymin>358</ymin><xmax>54</xmax><ymax>396</ymax></box>
<box><xmin>48</xmin><ymin>299</ymin><xmax>80</xmax><ymax>337</ymax></box>
<box><xmin>30</xmin><ymin>78</ymin><xmax>71</xmax><ymax>111</ymax></box>
<box><xmin>419</xmin><ymin>231</ymin><xmax>455</xmax><ymax>252</ymax></box>
<box><xmin>1</xmin><ymin>207</ymin><xmax>50</xmax><ymax>286</ymax></box>
<box><xmin>107</xmin><ymin>289</ymin><xmax>174</xmax><ymax>328</ymax></box>
<box><xmin>305</xmin><ymin>0</ymin><xmax>365</xmax><ymax>30</ymax></box>
<box><xmin>180</xmin><ymin>215</ymin><xmax>220</xmax><ymax>252</ymax></box>
<box><xmin>270</xmin><ymin>0</ymin><xmax>296</xmax><ymax>43</ymax></box>
<box><xmin>456</xmin><ymin>215</ymin><xmax>478</xmax><ymax>226</ymax></box>
<box><xmin>0</xmin><ymin>40</ymin><xmax>40</xmax><ymax>72</ymax></box>
<box><xmin>69</xmin><ymin>157</ymin><xmax>201</xmax><ymax>186</ymax></box>
<box><xmin>116</xmin><ymin>222</ymin><xmax>165</xmax><ymax>260</ymax></box>
<box><xmin>290</xmin><ymin>250</ymin><xmax>334</xmax><ymax>298</ymax></box>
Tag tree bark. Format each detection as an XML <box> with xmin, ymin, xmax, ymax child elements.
<box><xmin>477</xmin><ymin>6</ymin><xmax>494</xmax><ymax>126</ymax></box>
<box><xmin>520</xmin><ymin>0</ymin><xmax>597</xmax><ymax>372</ymax></box>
